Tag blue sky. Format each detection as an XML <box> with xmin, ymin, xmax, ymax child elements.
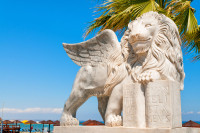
<box><xmin>0</xmin><ymin>0</ymin><xmax>200</xmax><ymax>121</ymax></box>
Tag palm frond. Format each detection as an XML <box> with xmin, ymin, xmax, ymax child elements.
<box><xmin>156</xmin><ymin>0</ymin><xmax>171</xmax><ymax>9</ymax></box>
<box><xmin>86</xmin><ymin>0</ymin><xmax>200</xmax><ymax>60</ymax></box>
<box><xmin>85</xmin><ymin>0</ymin><xmax>163</xmax><ymax>36</ymax></box>
<box><xmin>168</xmin><ymin>0</ymin><xmax>198</xmax><ymax>34</ymax></box>
<box><xmin>183</xmin><ymin>26</ymin><xmax>200</xmax><ymax>61</ymax></box>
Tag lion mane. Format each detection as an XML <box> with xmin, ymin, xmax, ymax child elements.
<box><xmin>105</xmin><ymin>11</ymin><xmax>185</xmax><ymax>92</ymax></box>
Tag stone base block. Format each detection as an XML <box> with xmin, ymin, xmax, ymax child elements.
<box><xmin>123</xmin><ymin>80</ymin><xmax>182</xmax><ymax>128</ymax></box>
<box><xmin>53</xmin><ymin>126</ymin><xmax>200</xmax><ymax>133</ymax></box>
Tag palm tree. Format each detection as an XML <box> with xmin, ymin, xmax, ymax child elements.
<box><xmin>86</xmin><ymin>0</ymin><xmax>200</xmax><ymax>60</ymax></box>
<box><xmin>183</xmin><ymin>26</ymin><xmax>200</xmax><ymax>60</ymax></box>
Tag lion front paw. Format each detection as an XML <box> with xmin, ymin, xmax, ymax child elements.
<box><xmin>137</xmin><ymin>70</ymin><xmax>160</xmax><ymax>83</ymax></box>
<box><xmin>105</xmin><ymin>115</ymin><xmax>122</xmax><ymax>127</ymax></box>
<box><xmin>60</xmin><ymin>113</ymin><xmax>79</xmax><ymax>126</ymax></box>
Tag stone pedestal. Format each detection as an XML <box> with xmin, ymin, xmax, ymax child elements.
<box><xmin>123</xmin><ymin>80</ymin><xmax>182</xmax><ymax>128</ymax></box>
<box><xmin>54</xmin><ymin>126</ymin><xmax>200</xmax><ymax>133</ymax></box>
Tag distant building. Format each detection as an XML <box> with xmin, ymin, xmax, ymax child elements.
<box><xmin>183</xmin><ymin>120</ymin><xmax>200</xmax><ymax>128</ymax></box>
<box><xmin>82</xmin><ymin>120</ymin><xmax>104</xmax><ymax>126</ymax></box>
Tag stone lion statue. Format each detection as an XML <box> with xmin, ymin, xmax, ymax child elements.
<box><xmin>60</xmin><ymin>11</ymin><xmax>185</xmax><ymax>127</ymax></box>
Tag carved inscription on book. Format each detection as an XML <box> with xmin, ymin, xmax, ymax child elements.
<box><xmin>145</xmin><ymin>80</ymin><xmax>182</xmax><ymax>128</ymax></box>
<box><xmin>123</xmin><ymin>83</ymin><xmax>145</xmax><ymax>127</ymax></box>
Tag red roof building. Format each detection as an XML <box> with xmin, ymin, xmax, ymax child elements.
<box><xmin>82</xmin><ymin>120</ymin><xmax>104</xmax><ymax>126</ymax></box>
<box><xmin>182</xmin><ymin>120</ymin><xmax>200</xmax><ymax>128</ymax></box>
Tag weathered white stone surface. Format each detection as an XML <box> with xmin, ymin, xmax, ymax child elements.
<box><xmin>60</xmin><ymin>11</ymin><xmax>185</xmax><ymax>127</ymax></box>
<box><xmin>60</xmin><ymin>29</ymin><xmax>128</xmax><ymax>126</ymax></box>
<box><xmin>145</xmin><ymin>80</ymin><xmax>182</xmax><ymax>128</ymax></box>
<box><xmin>123</xmin><ymin>83</ymin><xmax>146</xmax><ymax>128</ymax></box>
<box><xmin>54</xmin><ymin>126</ymin><xmax>200</xmax><ymax>133</ymax></box>
<box><xmin>123</xmin><ymin>80</ymin><xmax>182</xmax><ymax>128</ymax></box>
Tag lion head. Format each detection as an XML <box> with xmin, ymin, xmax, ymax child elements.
<box><xmin>121</xmin><ymin>11</ymin><xmax>185</xmax><ymax>90</ymax></box>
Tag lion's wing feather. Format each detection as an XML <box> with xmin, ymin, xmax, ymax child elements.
<box><xmin>63</xmin><ymin>29</ymin><xmax>121</xmax><ymax>66</ymax></box>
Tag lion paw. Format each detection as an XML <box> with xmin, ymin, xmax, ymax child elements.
<box><xmin>60</xmin><ymin>113</ymin><xmax>79</xmax><ymax>126</ymax></box>
<box><xmin>105</xmin><ymin>115</ymin><xmax>122</xmax><ymax>127</ymax></box>
<box><xmin>137</xmin><ymin>70</ymin><xmax>160</xmax><ymax>83</ymax></box>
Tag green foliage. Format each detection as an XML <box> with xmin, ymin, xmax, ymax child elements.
<box><xmin>169</xmin><ymin>0</ymin><xmax>198</xmax><ymax>34</ymax></box>
<box><xmin>183</xmin><ymin>26</ymin><xmax>200</xmax><ymax>60</ymax></box>
<box><xmin>86</xmin><ymin>0</ymin><xmax>199</xmax><ymax>60</ymax></box>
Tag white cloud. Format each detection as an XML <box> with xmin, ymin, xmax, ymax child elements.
<box><xmin>0</xmin><ymin>108</ymin><xmax>63</xmax><ymax>114</ymax></box>
<box><xmin>197</xmin><ymin>112</ymin><xmax>200</xmax><ymax>114</ymax></box>
<box><xmin>186</xmin><ymin>111</ymin><xmax>194</xmax><ymax>114</ymax></box>
<box><xmin>182</xmin><ymin>111</ymin><xmax>194</xmax><ymax>115</ymax></box>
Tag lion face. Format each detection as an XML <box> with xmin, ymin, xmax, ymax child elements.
<box><xmin>121</xmin><ymin>11</ymin><xmax>185</xmax><ymax>90</ymax></box>
<box><xmin>128</xmin><ymin>15</ymin><xmax>159</xmax><ymax>54</ymax></box>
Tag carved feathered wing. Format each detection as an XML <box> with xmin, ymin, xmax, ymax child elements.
<box><xmin>63</xmin><ymin>29</ymin><xmax>121</xmax><ymax>66</ymax></box>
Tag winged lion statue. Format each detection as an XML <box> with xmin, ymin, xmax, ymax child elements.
<box><xmin>60</xmin><ymin>11</ymin><xmax>185</xmax><ymax>127</ymax></box>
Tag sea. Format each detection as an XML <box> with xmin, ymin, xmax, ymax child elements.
<box><xmin>8</xmin><ymin>123</ymin><xmax>54</xmax><ymax>132</ymax></box>
<box><xmin>6</xmin><ymin>121</ymin><xmax>200</xmax><ymax>133</ymax></box>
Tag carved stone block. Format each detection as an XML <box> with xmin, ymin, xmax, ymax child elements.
<box><xmin>123</xmin><ymin>83</ymin><xmax>146</xmax><ymax>127</ymax></box>
<box><xmin>123</xmin><ymin>80</ymin><xmax>182</xmax><ymax>128</ymax></box>
<box><xmin>145</xmin><ymin>80</ymin><xmax>182</xmax><ymax>128</ymax></box>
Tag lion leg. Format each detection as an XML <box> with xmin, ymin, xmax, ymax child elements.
<box><xmin>97</xmin><ymin>96</ymin><xmax>109</xmax><ymax>122</ymax></box>
<box><xmin>60</xmin><ymin>89</ymin><xmax>90</xmax><ymax>126</ymax></box>
<box><xmin>105</xmin><ymin>83</ymin><xmax>123</xmax><ymax>127</ymax></box>
<box><xmin>61</xmin><ymin>65</ymin><xmax>107</xmax><ymax>126</ymax></box>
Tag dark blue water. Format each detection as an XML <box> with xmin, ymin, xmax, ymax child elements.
<box><xmin>182</xmin><ymin>121</ymin><xmax>200</xmax><ymax>124</ymax></box>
